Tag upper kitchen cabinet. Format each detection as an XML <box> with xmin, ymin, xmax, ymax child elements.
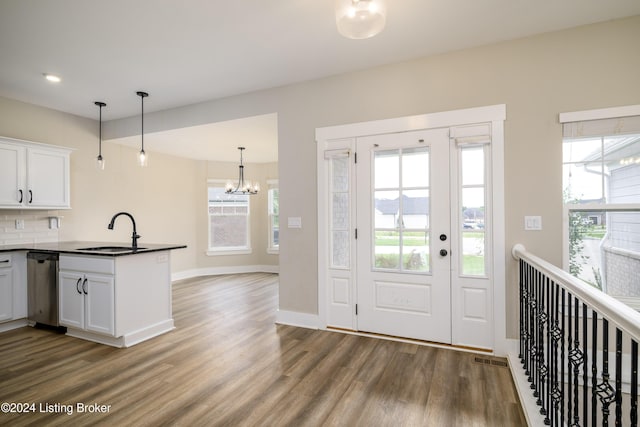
<box><xmin>0</xmin><ymin>137</ymin><xmax>72</xmax><ymax>209</ymax></box>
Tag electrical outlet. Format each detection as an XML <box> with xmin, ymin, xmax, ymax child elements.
<box><xmin>15</xmin><ymin>219</ymin><xmax>25</xmax><ymax>230</ymax></box>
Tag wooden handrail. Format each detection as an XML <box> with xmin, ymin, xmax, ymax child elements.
<box><xmin>512</xmin><ymin>243</ymin><xmax>640</xmax><ymax>342</ymax></box>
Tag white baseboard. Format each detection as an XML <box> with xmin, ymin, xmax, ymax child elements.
<box><xmin>275</xmin><ymin>309</ymin><xmax>319</xmax><ymax>330</ymax></box>
<box><xmin>507</xmin><ymin>352</ymin><xmax>546</xmax><ymax>427</ymax></box>
<box><xmin>0</xmin><ymin>318</ymin><xmax>28</xmax><ymax>333</ymax></box>
<box><xmin>172</xmin><ymin>264</ymin><xmax>279</xmax><ymax>281</ymax></box>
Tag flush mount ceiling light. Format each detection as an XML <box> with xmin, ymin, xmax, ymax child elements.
<box><xmin>94</xmin><ymin>101</ymin><xmax>106</xmax><ymax>170</ymax></box>
<box><xmin>335</xmin><ymin>0</ymin><xmax>386</xmax><ymax>40</ymax></box>
<box><xmin>136</xmin><ymin>91</ymin><xmax>149</xmax><ymax>167</ymax></box>
<box><xmin>226</xmin><ymin>147</ymin><xmax>259</xmax><ymax>195</ymax></box>
<box><xmin>43</xmin><ymin>73</ymin><xmax>61</xmax><ymax>83</ymax></box>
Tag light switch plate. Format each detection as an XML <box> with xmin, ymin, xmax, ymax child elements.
<box><xmin>524</xmin><ymin>216</ymin><xmax>542</xmax><ymax>231</ymax></box>
<box><xmin>15</xmin><ymin>219</ymin><xmax>25</xmax><ymax>230</ymax></box>
<box><xmin>288</xmin><ymin>217</ymin><xmax>302</xmax><ymax>229</ymax></box>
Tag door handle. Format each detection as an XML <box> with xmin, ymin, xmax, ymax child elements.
<box><xmin>439</xmin><ymin>249</ymin><xmax>448</xmax><ymax>257</ymax></box>
<box><xmin>76</xmin><ymin>278</ymin><xmax>82</xmax><ymax>294</ymax></box>
<box><xmin>82</xmin><ymin>278</ymin><xmax>88</xmax><ymax>295</ymax></box>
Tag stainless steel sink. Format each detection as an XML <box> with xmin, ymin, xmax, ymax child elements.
<box><xmin>77</xmin><ymin>246</ymin><xmax>146</xmax><ymax>252</ymax></box>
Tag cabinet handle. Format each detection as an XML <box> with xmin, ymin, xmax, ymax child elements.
<box><xmin>76</xmin><ymin>278</ymin><xmax>82</xmax><ymax>294</ymax></box>
<box><xmin>82</xmin><ymin>278</ymin><xmax>88</xmax><ymax>295</ymax></box>
<box><xmin>28</xmin><ymin>190</ymin><xmax>33</xmax><ymax>204</ymax></box>
<box><xmin>18</xmin><ymin>189</ymin><xmax>23</xmax><ymax>203</ymax></box>
<box><xmin>0</xmin><ymin>260</ymin><xmax>9</xmax><ymax>264</ymax></box>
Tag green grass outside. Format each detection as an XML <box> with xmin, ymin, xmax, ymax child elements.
<box><xmin>375</xmin><ymin>231</ymin><xmax>484</xmax><ymax>246</ymax></box>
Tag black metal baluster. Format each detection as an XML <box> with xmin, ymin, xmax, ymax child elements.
<box><xmin>524</xmin><ymin>263</ymin><xmax>531</xmax><ymax>381</ymax></box>
<box><xmin>545</xmin><ymin>276</ymin><xmax>551</xmax><ymax>426</ymax></box>
<box><xmin>567</xmin><ymin>293</ymin><xmax>573</xmax><ymax>422</ymax></box>
<box><xmin>632</xmin><ymin>340</ymin><xmax>638</xmax><ymax>427</ymax></box>
<box><xmin>539</xmin><ymin>271</ymin><xmax>548</xmax><ymax>419</ymax></box>
<box><xmin>519</xmin><ymin>259</ymin><xmax>524</xmax><ymax>363</ymax></box>
<box><xmin>550</xmin><ymin>281</ymin><xmax>559</xmax><ymax>427</ymax></box>
<box><xmin>529</xmin><ymin>270</ymin><xmax>538</xmax><ymax>397</ymax></box>
<box><xmin>597</xmin><ymin>319</ymin><xmax>616</xmax><ymax>426</ymax></box>
<box><xmin>569</xmin><ymin>294</ymin><xmax>583</xmax><ymax>427</ymax></box>
<box><xmin>583</xmin><ymin>303</ymin><xmax>588</xmax><ymax>426</ymax></box>
<box><xmin>592</xmin><ymin>311</ymin><xmax>598</xmax><ymax>427</ymax></box>
<box><xmin>615</xmin><ymin>328</ymin><xmax>622</xmax><ymax>426</ymax></box>
<box><xmin>561</xmin><ymin>288</ymin><xmax>565</xmax><ymax>427</ymax></box>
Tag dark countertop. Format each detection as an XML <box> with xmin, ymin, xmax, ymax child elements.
<box><xmin>0</xmin><ymin>241</ymin><xmax>187</xmax><ymax>257</ymax></box>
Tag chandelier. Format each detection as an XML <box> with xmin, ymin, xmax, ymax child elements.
<box><xmin>226</xmin><ymin>147</ymin><xmax>259</xmax><ymax>195</ymax></box>
<box><xmin>335</xmin><ymin>0</ymin><xmax>387</xmax><ymax>40</ymax></box>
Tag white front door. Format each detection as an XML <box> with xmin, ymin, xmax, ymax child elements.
<box><xmin>318</xmin><ymin>105</ymin><xmax>504</xmax><ymax>351</ymax></box>
<box><xmin>355</xmin><ymin>128</ymin><xmax>452</xmax><ymax>343</ymax></box>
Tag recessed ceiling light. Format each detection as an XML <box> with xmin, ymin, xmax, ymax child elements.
<box><xmin>43</xmin><ymin>73</ymin><xmax>61</xmax><ymax>83</ymax></box>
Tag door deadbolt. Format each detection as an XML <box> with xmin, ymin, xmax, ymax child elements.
<box><xmin>439</xmin><ymin>249</ymin><xmax>448</xmax><ymax>256</ymax></box>
<box><xmin>439</xmin><ymin>234</ymin><xmax>447</xmax><ymax>241</ymax></box>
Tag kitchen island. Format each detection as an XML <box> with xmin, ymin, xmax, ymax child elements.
<box><xmin>0</xmin><ymin>241</ymin><xmax>186</xmax><ymax>347</ymax></box>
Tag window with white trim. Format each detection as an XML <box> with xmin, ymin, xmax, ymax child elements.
<box><xmin>267</xmin><ymin>180</ymin><xmax>279</xmax><ymax>253</ymax></box>
<box><xmin>207</xmin><ymin>182</ymin><xmax>251</xmax><ymax>254</ymax></box>
<box><xmin>561</xmin><ymin>106</ymin><xmax>640</xmax><ymax>307</ymax></box>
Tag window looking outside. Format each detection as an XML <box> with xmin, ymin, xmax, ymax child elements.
<box><xmin>268</xmin><ymin>182</ymin><xmax>279</xmax><ymax>253</ymax></box>
<box><xmin>562</xmin><ymin>111</ymin><xmax>640</xmax><ymax>306</ymax></box>
<box><xmin>373</xmin><ymin>147</ymin><xmax>430</xmax><ymax>273</ymax></box>
<box><xmin>460</xmin><ymin>146</ymin><xmax>487</xmax><ymax>276</ymax></box>
<box><xmin>208</xmin><ymin>183</ymin><xmax>250</xmax><ymax>253</ymax></box>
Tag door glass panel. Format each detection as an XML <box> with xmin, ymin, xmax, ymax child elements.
<box><xmin>460</xmin><ymin>146</ymin><xmax>487</xmax><ymax>277</ymax></box>
<box><xmin>374</xmin><ymin>190</ymin><xmax>400</xmax><ymax>228</ymax></box>
<box><xmin>373</xmin><ymin>147</ymin><xmax>431</xmax><ymax>273</ymax></box>
<box><xmin>375</xmin><ymin>230</ymin><xmax>400</xmax><ymax>269</ymax></box>
<box><xmin>461</xmin><ymin>147</ymin><xmax>484</xmax><ymax>185</ymax></box>
<box><xmin>403</xmin><ymin>231</ymin><xmax>429</xmax><ymax>271</ymax></box>
<box><xmin>375</xmin><ymin>150</ymin><xmax>399</xmax><ymax>188</ymax></box>
<box><xmin>462</xmin><ymin>231</ymin><xmax>485</xmax><ymax>275</ymax></box>
<box><xmin>330</xmin><ymin>156</ymin><xmax>350</xmax><ymax>268</ymax></box>
<box><xmin>402</xmin><ymin>148</ymin><xmax>429</xmax><ymax>188</ymax></box>
<box><xmin>403</xmin><ymin>189</ymin><xmax>429</xmax><ymax>228</ymax></box>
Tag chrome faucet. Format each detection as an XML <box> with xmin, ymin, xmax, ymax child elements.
<box><xmin>108</xmin><ymin>212</ymin><xmax>140</xmax><ymax>250</ymax></box>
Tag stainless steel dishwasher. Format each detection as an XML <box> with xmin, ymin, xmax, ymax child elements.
<box><xmin>27</xmin><ymin>251</ymin><xmax>60</xmax><ymax>327</ymax></box>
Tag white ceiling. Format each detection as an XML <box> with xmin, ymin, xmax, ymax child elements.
<box><xmin>1</xmin><ymin>0</ymin><xmax>639</xmax><ymax>161</ymax></box>
<box><xmin>105</xmin><ymin>113</ymin><xmax>278</xmax><ymax>163</ymax></box>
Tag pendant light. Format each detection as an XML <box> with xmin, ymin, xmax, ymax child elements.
<box><xmin>94</xmin><ymin>101</ymin><xmax>106</xmax><ymax>170</ymax></box>
<box><xmin>136</xmin><ymin>91</ymin><xmax>149</xmax><ymax>167</ymax></box>
<box><xmin>226</xmin><ymin>147</ymin><xmax>259</xmax><ymax>195</ymax></box>
<box><xmin>335</xmin><ymin>0</ymin><xmax>387</xmax><ymax>40</ymax></box>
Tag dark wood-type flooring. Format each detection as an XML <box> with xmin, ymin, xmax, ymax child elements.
<box><xmin>0</xmin><ymin>273</ymin><xmax>526</xmax><ymax>426</ymax></box>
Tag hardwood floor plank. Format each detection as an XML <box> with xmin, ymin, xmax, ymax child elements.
<box><xmin>0</xmin><ymin>272</ymin><xmax>526</xmax><ymax>426</ymax></box>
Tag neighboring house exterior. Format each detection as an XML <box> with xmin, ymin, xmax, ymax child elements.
<box><xmin>374</xmin><ymin>195</ymin><xmax>429</xmax><ymax>229</ymax></box>
<box><xmin>604</xmin><ymin>160</ymin><xmax>640</xmax><ymax>296</ymax></box>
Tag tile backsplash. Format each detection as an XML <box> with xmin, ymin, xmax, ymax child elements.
<box><xmin>0</xmin><ymin>210</ymin><xmax>61</xmax><ymax>245</ymax></box>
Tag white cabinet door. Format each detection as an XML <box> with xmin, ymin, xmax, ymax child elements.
<box><xmin>0</xmin><ymin>268</ymin><xmax>13</xmax><ymax>322</ymax></box>
<box><xmin>0</xmin><ymin>142</ymin><xmax>26</xmax><ymax>207</ymax></box>
<box><xmin>59</xmin><ymin>271</ymin><xmax>85</xmax><ymax>329</ymax></box>
<box><xmin>27</xmin><ymin>147</ymin><xmax>70</xmax><ymax>208</ymax></box>
<box><xmin>85</xmin><ymin>274</ymin><xmax>114</xmax><ymax>335</ymax></box>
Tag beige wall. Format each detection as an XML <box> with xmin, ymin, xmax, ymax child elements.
<box><xmin>2</xmin><ymin>16</ymin><xmax>640</xmax><ymax>341</ymax></box>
